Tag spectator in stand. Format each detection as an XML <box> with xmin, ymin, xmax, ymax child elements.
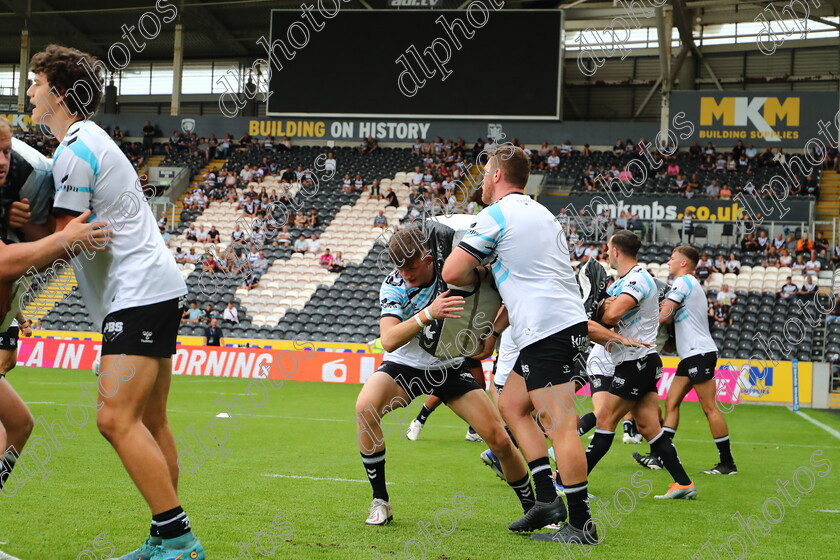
<box><xmin>792</xmin><ymin>254</ymin><xmax>807</xmax><ymax>275</ymax></box>
<box><xmin>359</xmin><ymin>136</ymin><xmax>379</xmax><ymax>154</ymax></box>
<box><xmin>560</xmin><ymin>139</ymin><xmax>574</xmax><ymax>157</ymax></box>
<box><xmin>223</xmin><ymin>302</ymin><xmax>239</xmax><ymax>324</ymax></box>
<box><xmin>799</xmin><ymin>275</ymin><xmax>818</xmax><ymax>300</ymax></box>
<box><xmin>713</xmin><ymin>303</ymin><xmax>732</xmax><ymax>326</ymax></box>
<box><xmin>385</xmin><ymin>187</ymin><xmax>399</xmax><ymax>208</ymax></box>
<box><xmin>779</xmin><ymin>247</ymin><xmax>793</xmax><ymax>267</ymax></box>
<box><xmin>763</xmin><ymin>246</ymin><xmax>780</xmax><ymax>267</ymax></box>
<box><xmin>373</xmin><ymin>210</ymin><xmax>388</xmax><ymax>228</ymax></box>
<box><xmin>785</xmin><ymin>234</ymin><xmax>797</xmax><ymax>253</ymax></box>
<box><xmin>719</xmin><ymin>183</ymin><xmax>732</xmax><ymax>200</ymax></box>
<box><xmin>679</xmin><ymin>209</ymin><xmax>693</xmax><ymax>243</ymax></box>
<box><xmin>689</xmin><ymin>141</ymin><xmax>702</xmax><ymax>159</ymax></box>
<box><xmin>306</xmin><ymin>208</ymin><xmax>318</xmax><ymax>227</ymax></box>
<box><xmin>707</xmin><ymin>296</ymin><xmax>717</xmax><ymax>328</ymax></box>
<box><xmin>207</xmin><ymin>225</ymin><xmax>220</xmax><ymax>244</ymax></box>
<box><xmin>217</xmin><ymin>134</ymin><xmax>231</xmax><ymax>158</ymax></box>
<box><xmin>196</xmin><ymin>225</ymin><xmax>208</xmax><ymax>244</ymax></box>
<box><xmin>341</xmin><ymin>173</ymin><xmax>353</xmax><ymax>193</ymax></box>
<box><xmin>276</xmin><ymin>225</ymin><xmax>291</xmax><ymax>247</ymax></box>
<box><xmin>716</xmin><ymin>284</ymin><xmax>735</xmax><ymax>306</ymax></box>
<box><xmin>207</xmin><ymin>134</ymin><xmax>218</xmax><ymax>159</ymax></box>
<box><xmin>174</xmin><ymin>247</ymin><xmax>186</xmax><ymax>264</ymax></box>
<box><xmin>667</xmin><ymin>161</ymin><xmax>680</xmax><ymax>177</ymax></box>
<box><xmin>797</xmin><ymin>233</ymin><xmax>814</xmax><ymax>256</ymax></box>
<box><xmin>713</xmin><ymin>254</ymin><xmax>727</xmax><ymax>274</ymax></box>
<box><xmin>202</xmin><ymin>304</ymin><xmax>216</xmax><ymax>325</ymax></box>
<box><xmin>696</xmin><ymin>253</ymin><xmax>713</xmax><ymax>284</ymax></box>
<box><xmin>745</xmin><ymin>143</ymin><xmax>758</xmax><ymax>160</ymax></box>
<box><xmin>294</xmin><ymin>211</ymin><xmax>307</xmax><ymax>227</ymax></box>
<box><xmin>757</xmin><ymin>230</ymin><xmax>770</xmax><ymax>251</ymax></box>
<box><xmin>328</xmin><ymin>251</ymin><xmax>346</xmax><ymax>273</ymax></box>
<box><xmin>184</xmin><ymin>222</ymin><xmax>197</xmax><ymax>241</ymax></box>
<box><xmin>546</xmin><ymin>149</ymin><xmax>560</xmax><ymax>171</ymax></box>
<box><xmin>726</xmin><ymin>253</ymin><xmax>741</xmax><ymax>274</ymax></box>
<box><xmin>252</xmin><ymin>249</ymin><xmax>268</xmax><ymax>278</ymax></box>
<box><xmin>705</xmin><ymin>179</ymin><xmax>720</xmax><ymax>198</ymax></box>
<box><xmin>814</xmin><ymin>231</ymin><xmax>829</xmax><ymax>256</ymax></box>
<box><xmin>611</xmin><ymin>139</ymin><xmax>624</xmax><ymax>158</ymax></box>
<box><xmin>204</xmin><ymin>318</ymin><xmax>224</xmax><ymax>347</ymax></box>
<box><xmin>139</xmin><ymin>120</ymin><xmax>156</xmax><ymax>155</ymax></box>
<box><xmin>181</xmin><ymin>301</ymin><xmax>203</xmax><ymax>324</ymax></box>
<box><xmin>165</xmin><ymin>130</ymin><xmax>180</xmax><ymax>155</ymax></box>
<box><xmin>826</xmin><ymin>296</ymin><xmax>840</xmax><ymax>326</ymax></box>
<box><xmin>307</xmin><ymin>233</ymin><xmax>321</xmax><ymax>255</ymax></box>
<box><xmin>805</xmin><ymin>251</ymin><xmax>821</xmax><ymax>276</ymax></box>
<box><xmin>324</xmin><ymin>152</ymin><xmax>336</xmax><ymax>174</ymax></box>
<box><xmin>319</xmin><ymin>248</ymin><xmax>334</xmax><ymax>268</ymax></box>
<box><xmin>369</xmin><ymin>179</ymin><xmax>382</xmax><ymax>199</ymax></box>
<box><xmin>111</xmin><ymin>126</ymin><xmax>125</xmax><ymax>145</ymax></box>
<box><xmin>771</xmin><ymin>232</ymin><xmax>785</xmax><ymax>251</ymax></box>
<box><xmin>159</xmin><ymin>226</ymin><xmax>171</xmax><ymax>248</ymax></box>
<box><xmin>778</xmin><ymin>276</ymin><xmax>799</xmax><ymax>300</ymax></box>
<box><xmin>231</xmin><ymin>224</ymin><xmax>245</xmax><ymax>246</ymax></box>
<box><xmin>741</xmin><ymin>233</ymin><xmax>759</xmax><ymax>252</ymax></box>
<box><xmin>832</xmin><ymin>241</ymin><xmax>840</xmax><ymax>267</ymax></box>
<box><xmin>582</xmin><ymin>243</ymin><xmax>599</xmax><ymax>262</ymax></box>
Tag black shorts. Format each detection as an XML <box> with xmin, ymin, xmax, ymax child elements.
<box><xmin>463</xmin><ymin>357</ymin><xmax>482</xmax><ymax>370</ymax></box>
<box><xmin>676</xmin><ymin>351</ymin><xmax>718</xmax><ymax>384</ymax></box>
<box><xmin>379</xmin><ymin>360</ymin><xmax>482</xmax><ymax>404</ymax></box>
<box><xmin>514</xmin><ymin>322</ymin><xmax>589</xmax><ymax>391</ymax></box>
<box><xmin>610</xmin><ymin>353</ymin><xmax>663</xmax><ymax>401</ymax></box>
<box><xmin>0</xmin><ymin>326</ymin><xmax>19</xmax><ymax>351</ymax></box>
<box><xmin>101</xmin><ymin>298</ymin><xmax>181</xmax><ymax>358</ymax></box>
<box><xmin>589</xmin><ymin>373</ymin><xmax>612</xmax><ymax>394</ymax></box>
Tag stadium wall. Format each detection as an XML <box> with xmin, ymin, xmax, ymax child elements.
<box><xmin>17</xmin><ymin>337</ymin><xmax>820</xmax><ymax>408</ymax></box>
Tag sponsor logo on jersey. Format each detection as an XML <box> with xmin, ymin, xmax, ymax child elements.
<box><xmin>103</xmin><ymin>321</ymin><xmax>124</xmax><ymax>335</ymax></box>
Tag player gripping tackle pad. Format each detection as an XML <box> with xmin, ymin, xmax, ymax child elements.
<box><xmin>418</xmin><ymin>218</ymin><xmax>501</xmax><ymax>360</ymax></box>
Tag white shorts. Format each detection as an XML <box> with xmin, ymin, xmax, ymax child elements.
<box><xmin>493</xmin><ymin>331</ymin><xmax>520</xmax><ymax>389</ymax></box>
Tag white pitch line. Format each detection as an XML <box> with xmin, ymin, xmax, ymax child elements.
<box><xmin>792</xmin><ymin>410</ymin><xmax>840</xmax><ymax>441</ymax></box>
<box><xmin>818</xmin><ymin>509</ymin><xmax>840</xmax><ymax>513</ymax></box>
<box><xmin>26</xmin><ymin>401</ymin><xmax>58</xmax><ymax>405</ymax></box>
<box><xmin>675</xmin><ymin>437</ymin><xmax>840</xmax><ymax>450</ymax></box>
<box><xmin>263</xmin><ymin>474</ymin><xmax>393</xmax><ymax>484</ymax></box>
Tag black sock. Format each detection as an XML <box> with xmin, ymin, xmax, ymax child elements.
<box><xmin>564</xmin><ymin>481</ymin><xmax>592</xmax><ymax>530</ymax></box>
<box><xmin>554</xmin><ymin>470</ymin><xmax>564</xmax><ymax>487</ymax></box>
<box><xmin>361</xmin><ymin>450</ymin><xmax>388</xmax><ymax>501</ymax></box>
<box><xmin>715</xmin><ymin>435</ymin><xmax>734</xmax><ymax>465</ymax></box>
<box><xmin>528</xmin><ymin>457</ymin><xmax>556</xmax><ymax>503</ymax></box>
<box><xmin>508</xmin><ymin>473</ymin><xmax>535</xmax><ymax>513</ymax></box>
<box><xmin>586</xmin><ymin>430</ymin><xmax>615</xmax><ymax>473</ymax></box>
<box><xmin>416</xmin><ymin>405</ymin><xmax>434</xmax><ymax>425</ymax></box>
<box><xmin>663</xmin><ymin>427</ymin><xmax>676</xmax><ymax>441</ymax></box>
<box><xmin>578</xmin><ymin>412</ymin><xmax>596</xmax><ymax>436</ymax></box>
<box><xmin>649</xmin><ymin>431</ymin><xmax>692</xmax><ymax>486</ymax></box>
<box><xmin>505</xmin><ymin>425</ymin><xmax>519</xmax><ymax>448</ymax></box>
<box><xmin>0</xmin><ymin>448</ymin><xmax>19</xmax><ymax>490</ymax></box>
<box><xmin>152</xmin><ymin>506</ymin><xmax>191</xmax><ymax>540</ymax></box>
<box><xmin>622</xmin><ymin>420</ymin><xmax>633</xmax><ymax>435</ymax></box>
<box><xmin>630</xmin><ymin>419</ymin><xmax>638</xmax><ymax>435</ymax></box>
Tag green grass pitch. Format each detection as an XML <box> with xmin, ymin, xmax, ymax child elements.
<box><xmin>2</xmin><ymin>367</ymin><xmax>840</xmax><ymax>559</ymax></box>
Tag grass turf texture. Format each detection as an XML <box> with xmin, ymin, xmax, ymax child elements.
<box><xmin>2</xmin><ymin>367</ymin><xmax>840</xmax><ymax>560</ymax></box>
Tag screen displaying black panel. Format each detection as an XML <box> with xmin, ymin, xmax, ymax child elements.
<box><xmin>265</xmin><ymin>9</ymin><xmax>562</xmax><ymax>119</ymax></box>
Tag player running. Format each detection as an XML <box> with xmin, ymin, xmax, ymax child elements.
<box><xmin>584</xmin><ymin>231</ymin><xmax>696</xmax><ymax>500</ymax></box>
<box><xmin>27</xmin><ymin>45</ymin><xmax>201</xmax><ymax>559</ymax></box>
<box><xmin>443</xmin><ymin>145</ymin><xmax>598</xmax><ymax>544</ymax></box>
<box><xmin>356</xmin><ymin>227</ymin><xmax>532</xmax><ymax>526</ymax></box>
<box><xmin>651</xmin><ymin>246</ymin><xmax>736</xmax><ymax>474</ymax></box>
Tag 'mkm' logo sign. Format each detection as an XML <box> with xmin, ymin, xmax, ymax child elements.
<box><xmin>699</xmin><ymin>96</ymin><xmax>799</xmax><ymax>139</ymax></box>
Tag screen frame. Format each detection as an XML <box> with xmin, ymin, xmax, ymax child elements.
<box><xmin>265</xmin><ymin>8</ymin><xmax>564</xmax><ymax>120</ymax></box>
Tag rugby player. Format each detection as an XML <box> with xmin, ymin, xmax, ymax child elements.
<box><xmin>0</xmin><ymin>117</ymin><xmax>107</xmax><ymax>560</ymax></box>
<box><xmin>26</xmin><ymin>46</ymin><xmax>200</xmax><ymax>559</ymax></box>
<box><xmin>443</xmin><ymin>145</ymin><xmax>598</xmax><ymax>544</ymax></box>
<box><xmin>654</xmin><ymin>246</ymin><xmax>736</xmax><ymax>474</ymax></box>
<box><xmin>356</xmin><ymin>227</ymin><xmax>532</xmax><ymax>526</ymax></box>
<box><xmin>584</xmin><ymin>231</ymin><xmax>696</xmax><ymax>500</ymax></box>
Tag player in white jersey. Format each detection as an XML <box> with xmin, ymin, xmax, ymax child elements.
<box><xmin>356</xmin><ymin>227</ymin><xmax>532</xmax><ymax>526</ymax></box>
<box><xmin>658</xmin><ymin>246</ymin><xmax>736</xmax><ymax>475</ymax></box>
<box><xmin>444</xmin><ymin>145</ymin><xmax>597</xmax><ymax>544</ymax></box>
<box><xmin>585</xmin><ymin>231</ymin><xmax>697</xmax><ymax>500</ymax></box>
<box><xmin>26</xmin><ymin>45</ymin><xmax>201</xmax><ymax>559</ymax></box>
<box><xmin>0</xmin><ymin>118</ymin><xmax>108</xmax><ymax>560</ymax></box>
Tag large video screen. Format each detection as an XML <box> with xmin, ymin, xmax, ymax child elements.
<box><xmin>265</xmin><ymin>9</ymin><xmax>562</xmax><ymax>119</ymax></box>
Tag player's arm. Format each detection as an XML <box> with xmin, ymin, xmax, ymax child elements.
<box><xmin>599</xmin><ymin>293</ymin><xmax>637</xmax><ymax>327</ymax></box>
<box><xmin>471</xmin><ymin>304</ymin><xmax>508</xmax><ymax>360</ymax></box>
<box><xmin>441</xmin><ymin>247</ymin><xmax>483</xmax><ymax>286</ymax></box>
<box><xmin>379</xmin><ymin>289</ymin><xmax>465</xmax><ymax>353</ymax></box>
<box><xmin>588</xmin><ymin>320</ymin><xmax>651</xmax><ymax>351</ymax></box>
<box><xmin>659</xmin><ymin>298</ymin><xmax>679</xmax><ymax>324</ymax></box>
<box><xmin>8</xmin><ymin>199</ymin><xmax>55</xmax><ymax>241</ymax></box>
<box><xmin>0</xmin><ymin>210</ymin><xmax>108</xmax><ymax>281</ymax></box>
